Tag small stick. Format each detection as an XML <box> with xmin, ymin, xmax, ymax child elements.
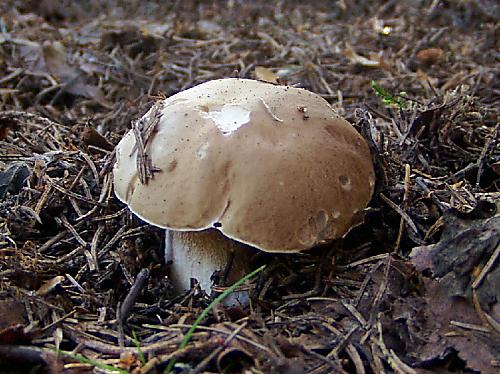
<box><xmin>119</xmin><ymin>268</ymin><xmax>150</xmax><ymax>323</ymax></box>
<box><xmin>130</xmin><ymin>102</ymin><xmax>164</xmax><ymax>184</ymax></box>
<box><xmin>380</xmin><ymin>193</ymin><xmax>420</xmax><ymax>235</ymax></box>
<box><xmin>59</xmin><ymin>215</ymin><xmax>87</xmax><ymax>247</ymax></box>
<box><xmin>395</xmin><ymin>163</ymin><xmax>411</xmax><ymax>252</ymax></box>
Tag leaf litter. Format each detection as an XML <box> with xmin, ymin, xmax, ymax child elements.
<box><xmin>0</xmin><ymin>1</ymin><xmax>499</xmax><ymax>373</ymax></box>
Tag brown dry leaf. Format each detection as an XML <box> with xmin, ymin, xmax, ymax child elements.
<box><xmin>411</xmin><ymin>204</ymin><xmax>499</xmax><ymax>310</ymax></box>
<box><xmin>216</xmin><ymin>347</ymin><xmax>255</xmax><ymax>373</ymax></box>
<box><xmin>441</xmin><ymin>71</ymin><xmax>466</xmax><ymax>91</ymax></box>
<box><xmin>42</xmin><ymin>41</ymin><xmax>77</xmax><ymax>82</ymax></box>
<box><xmin>254</xmin><ymin>66</ymin><xmax>279</xmax><ymax>84</ymax></box>
<box><xmin>0</xmin><ymin>115</ymin><xmax>20</xmax><ymax>140</ymax></box>
<box><xmin>418</xmin><ymin>278</ymin><xmax>498</xmax><ymax>373</ymax></box>
<box><xmin>416</xmin><ymin>69</ymin><xmax>439</xmax><ymax>89</ymax></box>
<box><xmin>40</xmin><ymin>350</ymin><xmax>66</xmax><ymax>374</ymax></box>
<box><xmin>367</xmin><ymin>256</ymin><xmax>498</xmax><ymax>373</ymax></box>
<box><xmin>0</xmin><ymin>324</ymin><xmax>38</xmax><ymax>345</ymax></box>
<box><xmin>42</xmin><ymin>41</ymin><xmax>108</xmax><ymax>103</ymax></box>
<box><xmin>407</xmin><ymin>205</ymin><xmax>499</xmax><ymax>372</ymax></box>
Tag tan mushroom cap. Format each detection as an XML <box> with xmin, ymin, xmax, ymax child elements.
<box><xmin>113</xmin><ymin>78</ymin><xmax>375</xmax><ymax>252</ymax></box>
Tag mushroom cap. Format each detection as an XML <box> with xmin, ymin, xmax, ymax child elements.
<box><xmin>113</xmin><ymin>78</ymin><xmax>375</xmax><ymax>252</ymax></box>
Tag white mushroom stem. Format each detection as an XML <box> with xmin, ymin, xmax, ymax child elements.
<box><xmin>164</xmin><ymin>229</ymin><xmax>254</xmax><ymax>293</ymax></box>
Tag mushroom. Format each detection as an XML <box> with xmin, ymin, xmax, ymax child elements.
<box><xmin>113</xmin><ymin>78</ymin><xmax>375</xmax><ymax>293</ymax></box>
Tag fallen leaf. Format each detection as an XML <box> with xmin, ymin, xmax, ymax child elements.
<box><xmin>217</xmin><ymin>347</ymin><xmax>255</xmax><ymax>373</ymax></box>
<box><xmin>415</xmin><ymin>278</ymin><xmax>498</xmax><ymax>373</ymax></box>
<box><xmin>411</xmin><ymin>204</ymin><xmax>499</xmax><ymax>311</ymax></box>
<box><xmin>406</xmin><ymin>204</ymin><xmax>499</xmax><ymax>372</ymax></box>
<box><xmin>41</xmin><ymin>41</ymin><xmax>108</xmax><ymax>103</ymax></box>
<box><xmin>118</xmin><ymin>351</ymin><xmax>138</xmax><ymax>371</ymax></box>
<box><xmin>42</xmin><ymin>41</ymin><xmax>76</xmax><ymax>83</ymax></box>
<box><xmin>492</xmin><ymin>161</ymin><xmax>500</xmax><ymax>175</ymax></box>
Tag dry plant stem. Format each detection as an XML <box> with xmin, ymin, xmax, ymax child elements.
<box><xmin>119</xmin><ymin>268</ymin><xmax>150</xmax><ymax>323</ymax></box>
<box><xmin>130</xmin><ymin>102</ymin><xmax>163</xmax><ymax>184</ymax></box>
<box><xmin>395</xmin><ymin>163</ymin><xmax>411</xmax><ymax>251</ymax></box>
<box><xmin>165</xmin><ymin>229</ymin><xmax>254</xmax><ymax>292</ymax></box>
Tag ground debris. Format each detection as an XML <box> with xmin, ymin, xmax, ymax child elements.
<box><xmin>0</xmin><ymin>0</ymin><xmax>498</xmax><ymax>372</ymax></box>
<box><xmin>411</xmin><ymin>204</ymin><xmax>499</xmax><ymax>311</ymax></box>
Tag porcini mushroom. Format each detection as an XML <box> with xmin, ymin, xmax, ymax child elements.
<box><xmin>113</xmin><ymin>78</ymin><xmax>375</xmax><ymax>293</ymax></box>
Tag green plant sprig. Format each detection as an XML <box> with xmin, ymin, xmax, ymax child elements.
<box><xmin>57</xmin><ymin>350</ymin><xmax>129</xmax><ymax>373</ymax></box>
<box><xmin>132</xmin><ymin>330</ymin><xmax>146</xmax><ymax>365</ymax></box>
<box><xmin>164</xmin><ymin>264</ymin><xmax>266</xmax><ymax>373</ymax></box>
<box><xmin>371</xmin><ymin>80</ymin><xmax>407</xmax><ymax>109</ymax></box>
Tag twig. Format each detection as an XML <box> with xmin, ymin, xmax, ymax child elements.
<box><xmin>47</xmin><ymin>177</ymin><xmax>106</xmax><ymax>207</ymax></box>
<box><xmin>59</xmin><ymin>215</ymin><xmax>87</xmax><ymax>248</ymax></box>
<box><xmin>368</xmin><ymin>257</ymin><xmax>392</xmax><ymax>325</ymax></box>
<box><xmin>472</xmin><ymin>242</ymin><xmax>500</xmax><ymax>290</ymax></box>
<box><xmin>343</xmin><ymin>253</ymin><xmax>389</xmax><ymax>269</ymax></box>
<box><xmin>379</xmin><ymin>193</ymin><xmax>420</xmax><ymax>235</ymax></box>
<box><xmin>119</xmin><ymin>268</ymin><xmax>150</xmax><ymax>324</ymax></box>
<box><xmin>130</xmin><ymin>102</ymin><xmax>163</xmax><ymax>184</ymax></box>
<box><xmin>327</xmin><ymin>325</ymin><xmax>359</xmax><ymax>358</ymax></box>
<box><xmin>475</xmin><ymin>123</ymin><xmax>499</xmax><ymax>189</ymax></box>
<box><xmin>395</xmin><ymin>164</ymin><xmax>411</xmax><ymax>251</ymax></box>
<box><xmin>302</xmin><ymin>346</ymin><xmax>348</xmax><ymax>373</ymax></box>
<box><xmin>450</xmin><ymin>320</ymin><xmax>491</xmax><ymax>333</ymax></box>
<box><xmin>154</xmin><ymin>323</ymin><xmax>272</xmax><ymax>353</ymax></box>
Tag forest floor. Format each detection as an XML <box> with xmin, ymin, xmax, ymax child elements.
<box><xmin>0</xmin><ymin>1</ymin><xmax>499</xmax><ymax>373</ymax></box>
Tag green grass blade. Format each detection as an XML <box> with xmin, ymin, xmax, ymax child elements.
<box><xmin>164</xmin><ymin>264</ymin><xmax>266</xmax><ymax>373</ymax></box>
<box><xmin>57</xmin><ymin>350</ymin><xmax>129</xmax><ymax>373</ymax></box>
<box><xmin>132</xmin><ymin>330</ymin><xmax>146</xmax><ymax>365</ymax></box>
<box><xmin>371</xmin><ymin>80</ymin><xmax>404</xmax><ymax>108</ymax></box>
